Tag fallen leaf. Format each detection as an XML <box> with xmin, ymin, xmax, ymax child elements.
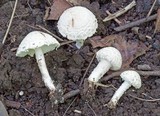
<box><xmin>89</xmin><ymin>34</ymin><xmax>150</xmax><ymax>69</ymax></box>
<box><xmin>154</xmin><ymin>9</ymin><xmax>160</xmax><ymax>33</ymax></box>
<box><xmin>47</xmin><ymin>0</ymin><xmax>71</xmax><ymax>20</ymax></box>
<box><xmin>89</xmin><ymin>35</ymin><xmax>119</xmax><ymax>48</ymax></box>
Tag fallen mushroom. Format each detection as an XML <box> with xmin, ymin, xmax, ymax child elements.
<box><xmin>57</xmin><ymin>6</ymin><xmax>98</xmax><ymax>49</ymax></box>
<box><xmin>88</xmin><ymin>47</ymin><xmax>122</xmax><ymax>86</ymax></box>
<box><xmin>16</xmin><ymin>31</ymin><xmax>63</xmax><ymax>104</ymax></box>
<box><xmin>107</xmin><ymin>70</ymin><xmax>142</xmax><ymax>109</ymax></box>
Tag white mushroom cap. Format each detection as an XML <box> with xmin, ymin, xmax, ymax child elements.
<box><xmin>120</xmin><ymin>70</ymin><xmax>141</xmax><ymax>89</ymax></box>
<box><xmin>16</xmin><ymin>31</ymin><xmax>60</xmax><ymax>57</ymax></box>
<box><xmin>57</xmin><ymin>6</ymin><xmax>98</xmax><ymax>41</ymax></box>
<box><xmin>96</xmin><ymin>47</ymin><xmax>122</xmax><ymax>70</ymax></box>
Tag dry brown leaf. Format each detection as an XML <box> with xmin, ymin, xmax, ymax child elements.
<box><xmin>89</xmin><ymin>35</ymin><xmax>150</xmax><ymax>69</ymax></box>
<box><xmin>47</xmin><ymin>0</ymin><xmax>71</xmax><ymax>20</ymax></box>
<box><xmin>89</xmin><ymin>35</ymin><xmax>119</xmax><ymax>48</ymax></box>
<box><xmin>154</xmin><ymin>9</ymin><xmax>160</xmax><ymax>33</ymax></box>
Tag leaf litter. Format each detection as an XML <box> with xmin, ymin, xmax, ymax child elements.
<box><xmin>46</xmin><ymin>0</ymin><xmax>71</xmax><ymax>20</ymax></box>
<box><xmin>89</xmin><ymin>34</ymin><xmax>150</xmax><ymax>69</ymax></box>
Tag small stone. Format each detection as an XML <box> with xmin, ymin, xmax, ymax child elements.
<box><xmin>19</xmin><ymin>91</ymin><xmax>24</xmax><ymax>96</ymax></box>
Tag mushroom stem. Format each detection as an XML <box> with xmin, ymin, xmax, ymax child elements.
<box><xmin>35</xmin><ymin>47</ymin><xmax>56</xmax><ymax>91</ymax></box>
<box><xmin>88</xmin><ymin>60</ymin><xmax>111</xmax><ymax>83</ymax></box>
<box><xmin>107</xmin><ymin>81</ymin><xmax>131</xmax><ymax>108</ymax></box>
<box><xmin>75</xmin><ymin>40</ymin><xmax>84</xmax><ymax>49</ymax></box>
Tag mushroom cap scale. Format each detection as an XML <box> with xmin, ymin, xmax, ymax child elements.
<box><xmin>57</xmin><ymin>6</ymin><xmax>98</xmax><ymax>41</ymax></box>
<box><xmin>120</xmin><ymin>70</ymin><xmax>141</xmax><ymax>89</ymax></box>
<box><xmin>96</xmin><ymin>47</ymin><xmax>122</xmax><ymax>70</ymax></box>
<box><xmin>16</xmin><ymin>31</ymin><xmax>60</xmax><ymax>57</ymax></box>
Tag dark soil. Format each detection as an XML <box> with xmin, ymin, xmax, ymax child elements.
<box><xmin>0</xmin><ymin>0</ymin><xmax>160</xmax><ymax>116</ymax></box>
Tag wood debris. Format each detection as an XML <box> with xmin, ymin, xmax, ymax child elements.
<box><xmin>154</xmin><ymin>9</ymin><xmax>160</xmax><ymax>33</ymax></box>
<box><xmin>103</xmin><ymin>0</ymin><xmax>136</xmax><ymax>22</ymax></box>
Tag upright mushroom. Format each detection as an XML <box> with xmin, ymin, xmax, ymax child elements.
<box><xmin>88</xmin><ymin>47</ymin><xmax>122</xmax><ymax>86</ymax></box>
<box><xmin>57</xmin><ymin>6</ymin><xmax>98</xmax><ymax>49</ymax></box>
<box><xmin>107</xmin><ymin>70</ymin><xmax>142</xmax><ymax>109</ymax></box>
<box><xmin>16</xmin><ymin>31</ymin><xmax>62</xmax><ymax>103</ymax></box>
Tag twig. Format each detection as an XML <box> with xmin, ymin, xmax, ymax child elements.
<box><xmin>79</xmin><ymin>54</ymin><xmax>96</xmax><ymax>87</ymax></box>
<box><xmin>114</xmin><ymin>14</ymin><xmax>157</xmax><ymax>32</ymax></box>
<box><xmin>60</xmin><ymin>40</ymin><xmax>74</xmax><ymax>46</ymax></box>
<box><xmin>102</xmin><ymin>70</ymin><xmax>160</xmax><ymax>82</ymax></box>
<box><xmin>21</xmin><ymin>105</ymin><xmax>35</xmax><ymax>116</ymax></box>
<box><xmin>103</xmin><ymin>0</ymin><xmax>136</xmax><ymax>22</ymax></box>
<box><xmin>86</xmin><ymin>101</ymin><xmax>97</xmax><ymax>116</ymax></box>
<box><xmin>128</xmin><ymin>94</ymin><xmax>160</xmax><ymax>102</ymax></box>
<box><xmin>2</xmin><ymin>0</ymin><xmax>18</xmax><ymax>44</ymax></box>
<box><xmin>27</xmin><ymin>24</ymin><xmax>74</xmax><ymax>47</ymax></box>
<box><xmin>106</xmin><ymin>10</ymin><xmax>122</xmax><ymax>25</ymax></box>
<box><xmin>147</xmin><ymin>0</ymin><xmax>157</xmax><ymax>17</ymax></box>
<box><xmin>63</xmin><ymin>97</ymin><xmax>77</xmax><ymax>116</ymax></box>
<box><xmin>36</xmin><ymin>25</ymin><xmax>64</xmax><ymax>41</ymax></box>
<box><xmin>63</xmin><ymin>89</ymin><xmax>80</xmax><ymax>101</ymax></box>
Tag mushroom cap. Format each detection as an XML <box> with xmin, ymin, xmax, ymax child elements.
<box><xmin>57</xmin><ymin>6</ymin><xmax>98</xmax><ymax>41</ymax></box>
<box><xmin>120</xmin><ymin>70</ymin><xmax>142</xmax><ymax>89</ymax></box>
<box><xmin>16</xmin><ymin>31</ymin><xmax>60</xmax><ymax>57</ymax></box>
<box><xmin>96</xmin><ymin>47</ymin><xmax>122</xmax><ymax>70</ymax></box>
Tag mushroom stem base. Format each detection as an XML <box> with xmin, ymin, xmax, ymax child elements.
<box><xmin>75</xmin><ymin>40</ymin><xmax>84</xmax><ymax>49</ymax></box>
<box><xmin>35</xmin><ymin>48</ymin><xmax>56</xmax><ymax>91</ymax></box>
<box><xmin>107</xmin><ymin>81</ymin><xmax>131</xmax><ymax>108</ymax></box>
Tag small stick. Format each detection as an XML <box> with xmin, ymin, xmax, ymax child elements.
<box><xmin>106</xmin><ymin>10</ymin><xmax>122</xmax><ymax>25</ymax></box>
<box><xmin>36</xmin><ymin>25</ymin><xmax>64</xmax><ymax>41</ymax></box>
<box><xmin>79</xmin><ymin>54</ymin><xmax>96</xmax><ymax>87</ymax></box>
<box><xmin>86</xmin><ymin>101</ymin><xmax>97</xmax><ymax>116</ymax></box>
<box><xmin>103</xmin><ymin>0</ymin><xmax>136</xmax><ymax>22</ymax></box>
<box><xmin>20</xmin><ymin>105</ymin><xmax>35</xmax><ymax>116</ymax></box>
<box><xmin>63</xmin><ymin>97</ymin><xmax>77</xmax><ymax>116</ymax></box>
<box><xmin>147</xmin><ymin>0</ymin><xmax>157</xmax><ymax>17</ymax></box>
<box><xmin>128</xmin><ymin>94</ymin><xmax>160</xmax><ymax>102</ymax></box>
<box><xmin>102</xmin><ymin>70</ymin><xmax>160</xmax><ymax>82</ymax></box>
<box><xmin>114</xmin><ymin>14</ymin><xmax>157</xmax><ymax>32</ymax></box>
<box><xmin>2</xmin><ymin>0</ymin><xmax>18</xmax><ymax>44</ymax></box>
<box><xmin>60</xmin><ymin>40</ymin><xmax>74</xmax><ymax>46</ymax></box>
<box><xmin>63</xmin><ymin>89</ymin><xmax>80</xmax><ymax>101</ymax></box>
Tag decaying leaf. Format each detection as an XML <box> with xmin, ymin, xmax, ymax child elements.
<box><xmin>154</xmin><ymin>9</ymin><xmax>160</xmax><ymax>33</ymax></box>
<box><xmin>89</xmin><ymin>35</ymin><xmax>119</xmax><ymax>48</ymax></box>
<box><xmin>47</xmin><ymin>0</ymin><xmax>71</xmax><ymax>20</ymax></box>
<box><xmin>89</xmin><ymin>34</ymin><xmax>150</xmax><ymax>69</ymax></box>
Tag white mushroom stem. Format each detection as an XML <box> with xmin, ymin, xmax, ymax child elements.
<box><xmin>108</xmin><ymin>81</ymin><xmax>131</xmax><ymax>108</ymax></box>
<box><xmin>75</xmin><ymin>40</ymin><xmax>84</xmax><ymax>49</ymax></box>
<box><xmin>88</xmin><ymin>60</ymin><xmax>111</xmax><ymax>83</ymax></box>
<box><xmin>35</xmin><ymin>47</ymin><xmax>56</xmax><ymax>91</ymax></box>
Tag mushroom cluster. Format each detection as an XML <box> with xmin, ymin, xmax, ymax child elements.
<box><xmin>15</xmin><ymin>5</ymin><xmax>143</xmax><ymax>108</ymax></box>
<box><xmin>57</xmin><ymin>6</ymin><xmax>98</xmax><ymax>49</ymax></box>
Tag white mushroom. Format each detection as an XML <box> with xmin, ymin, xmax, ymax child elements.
<box><xmin>107</xmin><ymin>70</ymin><xmax>142</xmax><ymax>109</ymax></box>
<box><xmin>88</xmin><ymin>47</ymin><xmax>122</xmax><ymax>85</ymax></box>
<box><xmin>16</xmin><ymin>31</ymin><xmax>60</xmax><ymax>94</ymax></box>
<box><xmin>57</xmin><ymin>6</ymin><xmax>98</xmax><ymax>49</ymax></box>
